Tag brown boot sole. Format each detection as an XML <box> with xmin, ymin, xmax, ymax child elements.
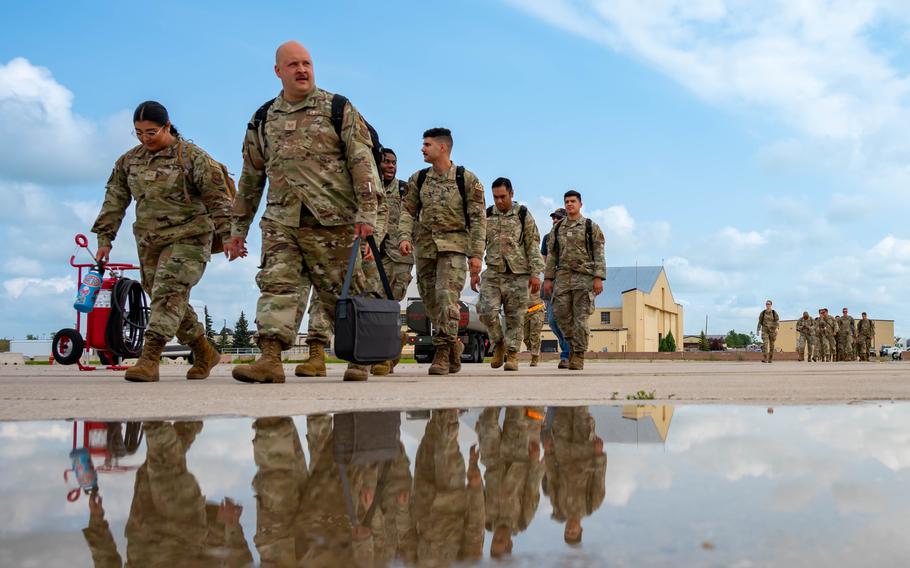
<box><xmin>491</xmin><ymin>360</ymin><xmax>504</xmax><ymax>369</ymax></box>
<box><xmin>124</xmin><ymin>372</ymin><xmax>159</xmax><ymax>383</ymax></box>
<box><xmin>294</xmin><ymin>367</ymin><xmax>327</xmax><ymax>377</ymax></box>
<box><xmin>343</xmin><ymin>372</ymin><xmax>369</xmax><ymax>382</ymax></box>
<box><xmin>504</xmin><ymin>365</ymin><xmax>518</xmax><ymax>371</ymax></box>
<box><xmin>232</xmin><ymin>367</ymin><xmax>285</xmax><ymax>384</ymax></box>
<box><xmin>187</xmin><ymin>357</ymin><xmax>219</xmax><ymax>380</ymax></box>
<box><xmin>428</xmin><ymin>366</ymin><xmax>449</xmax><ymax>376</ymax></box>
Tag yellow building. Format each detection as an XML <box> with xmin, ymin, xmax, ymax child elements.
<box><xmin>777</xmin><ymin>318</ymin><xmax>894</xmax><ymax>355</ymax></box>
<box><xmin>541</xmin><ymin>266</ymin><xmax>684</xmax><ymax>353</ymax></box>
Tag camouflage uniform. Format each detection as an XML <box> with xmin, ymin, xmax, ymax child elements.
<box><xmin>818</xmin><ymin>315</ymin><xmax>838</xmax><ymax>362</ymax></box>
<box><xmin>83</xmin><ymin>421</ymin><xmax>253</xmax><ymax>567</ymax></box>
<box><xmin>543</xmin><ymin>216</ymin><xmax>607</xmax><ymax>354</ymax></box>
<box><xmin>380</xmin><ymin>178</ymin><xmax>415</xmax><ymax>301</ymax></box>
<box><xmin>756</xmin><ymin>308</ymin><xmax>780</xmax><ymax>361</ymax></box>
<box><xmin>399</xmin><ymin>165</ymin><xmax>486</xmax><ymax>348</ymax></box>
<box><xmin>413</xmin><ymin>410</ymin><xmax>485</xmax><ymax>566</ymax></box>
<box><xmin>542</xmin><ymin>407</ymin><xmax>606</xmax><ymax>531</ymax></box>
<box><xmin>837</xmin><ymin>315</ymin><xmax>856</xmax><ymax>361</ymax></box>
<box><xmin>523</xmin><ymin>295</ymin><xmax>546</xmax><ymax>357</ymax></box>
<box><xmin>856</xmin><ymin>318</ymin><xmax>875</xmax><ymax>361</ymax></box>
<box><xmin>475</xmin><ymin>408</ymin><xmax>545</xmax><ymax>539</ymax></box>
<box><xmin>92</xmin><ymin>141</ymin><xmax>232</xmax><ymax>343</ymax></box>
<box><xmin>232</xmin><ymin>88</ymin><xmax>380</xmax><ymax>349</ymax></box>
<box><xmin>476</xmin><ymin>203</ymin><xmax>543</xmax><ymax>353</ymax></box>
<box><xmin>251</xmin><ymin>415</ymin><xmax>381</xmax><ymax>567</ymax></box>
<box><xmin>796</xmin><ymin>316</ymin><xmax>816</xmax><ymax>362</ymax></box>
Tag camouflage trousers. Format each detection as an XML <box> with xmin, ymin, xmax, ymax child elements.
<box><xmin>796</xmin><ymin>333</ymin><xmax>815</xmax><ymax>361</ymax></box>
<box><xmin>137</xmin><ymin>233</ymin><xmax>211</xmax><ymax>343</ymax></box>
<box><xmin>255</xmin><ymin>217</ymin><xmax>367</xmax><ymax>349</ymax></box>
<box><xmin>124</xmin><ymin>421</ymin><xmax>209</xmax><ymax>563</ymax></box>
<box><xmin>416</xmin><ymin>253</ymin><xmax>467</xmax><ymax>346</ymax></box>
<box><xmin>477</xmin><ymin>270</ymin><xmax>528</xmax><ymax>353</ymax></box>
<box><xmin>857</xmin><ymin>335</ymin><xmax>872</xmax><ymax>361</ymax></box>
<box><xmin>552</xmin><ymin>283</ymin><xmax>595</xmax><ymax>353</ymax></box>
<box><xmin>523</xmin><ymin>305</ymin><xmax>545</xmax><ymax>356</ymax></box>
<box><xmin>818</xmin><ymin>335</ymin><xmax>835</xmax><ymax>361</ymax></box>
<box><xmin>837</xmin><ymin>334</ymin><xmax>855</xmax><ymax>361</ymax></box>
<box><xmin>381</xmin><ymin>253</ymin><xmax>414</xmax><ymax>302</ymax></box>
<box><xmin>761</xmin><ymin>329</ymin><xmax>777</xmax><ymax>357</ymax></box>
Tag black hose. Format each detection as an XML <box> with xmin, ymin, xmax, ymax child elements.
<box><xmin>106</xmin><ymin>277</ymin><xmax>149</xmax><ymax>358</ymax></box>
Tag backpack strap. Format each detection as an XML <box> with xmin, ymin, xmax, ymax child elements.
<box><xmin>415</xmin><ymin>168</ymin><xmax>430</xmax><ymax>221</ymax></box>
<box><xmin>485</xmin><ymin>205</ymin><xmax>494</xmax><ymax>217</ymax></box>
<box><xmin>585</xmin><ymin>218</ymin><xmax>594</xmax><ymax>261</ymax></box>
<box><xmin>249</xmin><ymin>98</ymin><xmax>276</xmax><ymax>154</ymax></box>
<box><xmin>456</xmin><ymin>166</ymin><xmax>469</xmax><ymax>229</ymax></box>
<box><xmin>397</xmin><ymin>179</ymin><xmax>407</xmax><ymax>198</ymax></box>
<box><xmin>552</xmin><ymin>219</ymin><xmax>565</xmax><ymax>268</ymax></box>
<box><xmin>330</xmin><ymin>93</ymin><xmax>347</xmax><ymax>149</ymax></box>
<box><xmin>518</xmin><ymin>204</ymin><xmax>528</xmax><ymax>244</ymax></box>
<box><xmin>175</xmin><ymin>139</ymin><xmax>193</xmax><ymax>204</ymax></box>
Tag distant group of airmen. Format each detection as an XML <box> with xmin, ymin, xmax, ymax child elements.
<box><xmin>90</xmin><ymin>39</ymin><xmax>606</xmax><ymax>384</ymax></box>
<box><xmin>82</xmin><ymin>408</ymin><xmax>607</xmax><ymax>565</ymax></box>
<box><xmin>757</xmin><ymin>301</ymin><xmax>876</xmax><ymax>363</ymax></box>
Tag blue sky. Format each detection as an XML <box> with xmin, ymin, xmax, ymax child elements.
<box><xmin>2</xmin><ymin>0</ymin><xmax>909</xmax><ymax>340</ymax></box>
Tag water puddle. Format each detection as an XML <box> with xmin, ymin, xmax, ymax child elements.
<box><xmin>2</xmin><ymin>404</ymin><xmax>909</xmax><ymax>566</ymax></box>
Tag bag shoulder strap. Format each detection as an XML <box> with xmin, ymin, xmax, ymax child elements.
<box><xmin>486</xmin><ymin>205</ymin><xmax>494</xmax><ymax>217</ymax></box>
<box><xmin>518</xmin><ymin>205</ymin><xmax>528</xmax><ymax>244</ymax></box>
<box><xmin>397</xmin><ymin>179</ymin><xmax>407</xmax><ymax>197</ymax></box>
<box><xmin>552</xmin><ymin>219</ymin><xmax>565</xmax><ymax>268</ymax></box>
<box><xmin>340</xmin><ymin>235</ymin><xmax>395</xmax><ymax>302</ymax></box>
<box><xmin>330</xmin><ymin>93</ymin><xmax>347</xmax><ymax>143</ymax></box>
<box><xmin>585</xmin><ymin>218</ymin><xmax>594</xmax><ymax>260</ymax></box>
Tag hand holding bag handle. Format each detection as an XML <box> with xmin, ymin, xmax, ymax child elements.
<box><xmin>339</xmin><ymin>235</ymin><xmax>395</xmax><ymax>319</ymax></box>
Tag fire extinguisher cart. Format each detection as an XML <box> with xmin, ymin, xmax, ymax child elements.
<box><xmin>52</xmin><ymin>234</ymin><xmax>147</xmax><ymax>371</ymax></box>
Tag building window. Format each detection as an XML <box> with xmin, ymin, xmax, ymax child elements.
<box><xmin>600</xmin><ymin>311</ymin><xmax>611</xmax><ymax>324</ymax></box>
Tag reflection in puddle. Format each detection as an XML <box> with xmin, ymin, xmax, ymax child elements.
<box><xmin>2</xmin><ymin>404</ymin><xmax>910</xmax><ymax>566</ymax></box>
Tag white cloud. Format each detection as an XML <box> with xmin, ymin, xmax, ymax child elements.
<box><xmin>718</xmin><ymin>226</ymin><xmax>769</xmax><ymax>247</ymax></box>
<box><xmin>0</xmin><ymin>57</ymin><xmax>133</xmax><ymax>185</ymax></box>
<box><xmin>590</xmin><ymin>205</ymin><xmax>636</xmax><ymax>236</ymax></box>
<box><xmin>2</xmin><ymin>256</ymin><xmax>42</xmax><ymax>276</ymax></box>
<box><xmin>3</xmin><ymin>276</ymin><xmax>72</xmax><ymax>299</ymax></box>
<box><xmin>506</xmin><ymin>0</ymin><xmax>910</xmax><ymax>192</ymax></box>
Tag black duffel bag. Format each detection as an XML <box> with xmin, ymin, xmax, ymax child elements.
<box><xmin>334</xmin><ymin>235</ymin><xmax>401</xmax><ymax>364</ymax></box>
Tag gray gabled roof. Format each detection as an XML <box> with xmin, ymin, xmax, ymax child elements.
<box><xmin>597</xmin><ymin>266</ymin><xmax>664</xmax><ymax>308</ymax></box>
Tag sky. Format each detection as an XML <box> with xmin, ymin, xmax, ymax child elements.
<box><xmin>2</xmin><ymin>0</ymin><xmax>910</xmax><ymax>340</ymax></box>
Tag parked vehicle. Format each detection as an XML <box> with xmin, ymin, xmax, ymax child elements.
<box><xmin>406</xmin><ymin>298</ymin><xmax>492</xmax><ymax>364</ymax></box>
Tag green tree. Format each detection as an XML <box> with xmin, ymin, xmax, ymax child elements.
<box><xmin>664</xmin><ymin>331</ymin><xmax>677</xmax><ymax>352</ymax></box>
<box><xmin>698</xmin><ymin>331</ymin><xmax>709</xmax><ymax>351</ymax></box>
<box><xmin>217</xmin><ymin>326</ymin><xmax>231</xmax><ymax>352</ymax></box>
<box><xmin>232</xmin><ymin>312</ymin><xmax>252</xmax><ymax>350</ymax></box>
<box><xmin>204</xmin><ymin>306</ymin><xmax>214</xmax><ymax>340</ymax></box>
<box><xmin>0</xmin><ymin>338</ymin><xmax>9</xmax><ymax>353</ymax></box>
<box><xmin>26</xmin><ymin>333</ymin><xmax>38</xmax><ymax>340</ymax></box>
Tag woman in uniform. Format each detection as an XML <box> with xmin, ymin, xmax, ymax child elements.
<box><xmin>92</xmin><ymin>101</ymin><xmax>233</xmax><ymax>382</ymax></box>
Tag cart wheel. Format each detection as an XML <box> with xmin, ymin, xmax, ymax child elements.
<box><xmin>98</xmin><ymin>351</ymin><xmax>120</xmax><ymax>366</ymax></box>
<box><xmin>52</xmin><ymin>328</ymin><xmax>84</xmax><ymax>365</ymax></box>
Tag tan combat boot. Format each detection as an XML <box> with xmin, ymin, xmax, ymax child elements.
<box><xmin>490</xmin><ymin>341</ymin><xmax>506</xmax><ymax>369</ymax></box>
<box><xmin>295</xmin><ymin>341</ymin><xmax>326</xmax><ymax>377</ymax></box>
<box><xmin>530</xmin><ymin>354</ymin><xmax>540</xmax><ymax>367</ymax></box>
<box><xmin>371</xmin><ymin>361</ymin><xmax>391</xmax><ymax>376</ymax></box>
<box><xmin>558</xmin><ymin>358</ymin><xmax>569</xmax><ymax>369</ymax></box>
<box><xmin>389</xmin><ymin>333</ymin><xmax>407</xmax><ymax>373</ymax></box>
<box><xmin>344</xmin><ymin>363</ymin><xmax>370</xmax><ymax>382</ymax></box>
<box><xmin>124</xmin><ymin>332</ymin><xmax>167</xmax><ymax>382</ymax></box>
<box><xmin>449</xmin><ymin>341</ymin><xmax>465</xmax><ymax>374</ymax></box>
<box><xmin>186</xmin><ymin>335</ymin><xmax>220</xmax><ymax>380</ymax></box>
<box><xmin>428</xmin><ymin>344</ymin><xmax>451</xmax><ymax>376</ymax></box>
<box><xmin>504</xmin><ymin>351</ymin><xmax>519</xmax><ymax>371</ymax></box>
<box><xmin>232</xmin><ymin>338</ymin><xmax>285</xmax><ymax>384</ymax></box>
<box><xmin>569</xmin><ymin>351</ymin><xmax>585</xmax><ymax>370</ymax></box>
<box><xmin>768</xmin><ymin>351</ymin><xmax>774</xmax><ymax>363</ymax></box>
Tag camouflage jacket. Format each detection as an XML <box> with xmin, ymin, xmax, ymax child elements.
<box><xmin>757</xmin><ymin>309</ymin><xmax>780</xmax><ymax>333</ymax></box>
<box><xmin>231</xmin><ymin>88</ymin><xmax>380</xmax><ymax>238</ymax></box>
<box><xmin>838</xmin><ymin>315</ymin><xmax>856</xmax><ymax>337</ymax></box>
<box><xmin>381</xmin><ymin>178</ymin><xmax>414</xmax><ymax>264</ymax></box>
<box><xmin>399</xmin><ymin>163</ymin><xmax>487</xmax><ymax>259</ymax></box>
<box><xmin>818</xmin><ymin>315</ymin><xmax>838</xmax><ymax>338</ymax></box>
<box><xmin>484</xmin><ymin>203</ymin><xmax>544</xmax><ymax>276</ymax></box>
<box><xmin>92</xmin><ymin>140</ymin><xmax>232</xmax><ymax>249</ymax></box>
<box><xmin>796</xmin><ymin>317</ymin><xmax>815</xmax><ymax>336</ymax></box>
<box><xmin>857</xmin><ymin>318</ymin><xmax>875</xmax><ymax>337</ymax></box>
<box><xmin>543</xmin><ymin>215</ymin><xmax>607</xmax><ymax>291</ymax></box>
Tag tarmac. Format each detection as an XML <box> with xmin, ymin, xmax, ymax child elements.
<box><xmin>1</xmin><ymin>359</ymin><xmax>909</xmax><ymax>421</ymax></box>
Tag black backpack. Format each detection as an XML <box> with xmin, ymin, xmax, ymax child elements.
<box><xmin>249</xmin><ymin>93</ymin><xmax>384</xmax><ymax>171</ymax></box>
<box><xmin>415</xmin><ymin>166</ymin><xmax>469</xmax><ymax>229</ymax></box>
<box><xmin>486</xmin><ymin>204</ymin><xmax>528</xmax><ymax>244</ymax></box>
<box><xmin>551</xmin><ymin>217</ymin><xmax>594</xmax><ymax>268</ymax></box>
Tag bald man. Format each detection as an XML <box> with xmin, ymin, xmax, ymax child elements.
<box><xmin>230</xmin><ymin>41</ymin><xmax>382</xmax><ymax>383</ymax></box>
